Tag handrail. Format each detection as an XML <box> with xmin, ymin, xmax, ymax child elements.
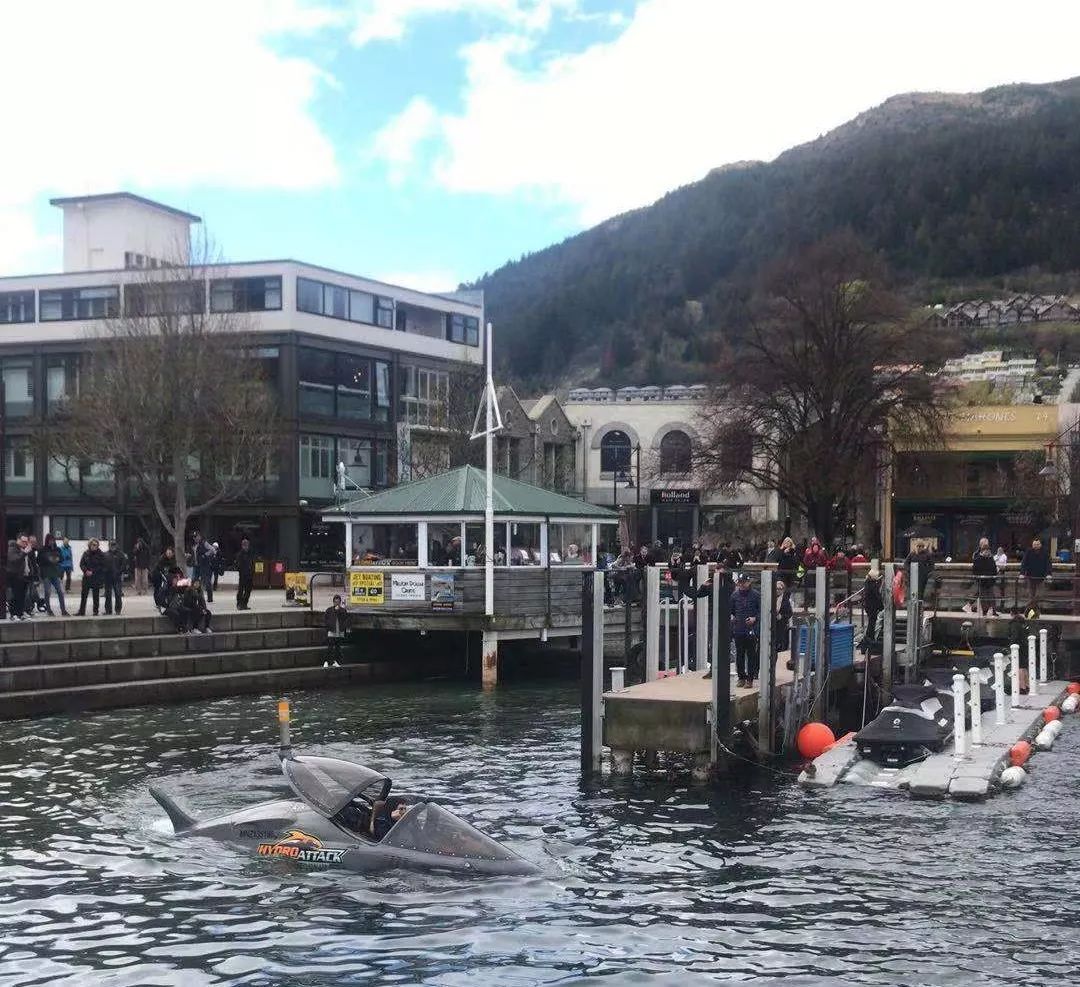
<box><xmin>307</xmin><ymin>570</ymin><xmax>347</xmax><ymax>611</ymax></box>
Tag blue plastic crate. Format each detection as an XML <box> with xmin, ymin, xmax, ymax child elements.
<box><xmin>796</xmin><ymin>622</ymin><xmax>855</xmax><ymax>670</ymax></box>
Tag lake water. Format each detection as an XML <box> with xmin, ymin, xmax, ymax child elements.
<box><xmin>0</xmin><ymin>681</ymin><xmax>1077</xmax><ymax>986</ymax></box>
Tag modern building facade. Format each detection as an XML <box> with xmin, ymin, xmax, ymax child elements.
<box><xmin>0</xmin><ymin>193</ymin><xmax>485</xmax><ymax>566</ymax></box>
<box><xmin>565</xmin><ymin>385</ymin><xmax>779</xmax><ymax>549</ymax></box>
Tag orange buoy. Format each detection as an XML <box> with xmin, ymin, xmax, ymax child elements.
<box><xmin>1009</xmin><ymin>740</ymin><xmax>1032</xmax><ymax>766</ymax></box>
<box><xmin>797</xmin><ymin>722</ymin><xmax>835</xmax><ymax>760</ymax></box>
<box><xmin>1044</xmin><ymin>706</ymin><xmax>1061</xmax><ymax>723</ymax></box>
<box><xmin>1068</xmin><ymin>682</ymin><xmax>1080</xmax><ymax>695</ymax></box>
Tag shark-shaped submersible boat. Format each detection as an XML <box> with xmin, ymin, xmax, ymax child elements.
<box><xmin>150</xmin><ymin>701</ymin><xmax>538</xmax><ymax>876</ymax></box>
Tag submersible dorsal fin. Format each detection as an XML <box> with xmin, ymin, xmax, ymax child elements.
<box><xmin>149</xmin><ymin>785</ymin><xmax>198</xmax><ymax>833</ymax></box>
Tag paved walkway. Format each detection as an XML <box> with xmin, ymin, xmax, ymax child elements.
<box><xmin>17</xmin><ymin>584</ymin><xmax>307</xmax><ymax>621</ymax></box>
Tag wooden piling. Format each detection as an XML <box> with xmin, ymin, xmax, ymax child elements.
<box><xmin>580</xmin><ymin>570</ymin><xmax>605</xmax><ymax>774</ymax></box>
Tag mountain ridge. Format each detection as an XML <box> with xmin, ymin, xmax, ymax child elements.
<box><xmin>472</xmin><ymin>75</ymin><xmax>1080</xmax><ymax>388</ymax></box>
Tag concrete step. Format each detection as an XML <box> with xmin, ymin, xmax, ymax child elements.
<box><xmin>0</xmin><ymin>645</ymin><xmax>329</xmax><ymax>693</ymax></box>
<box><xmin>0</xmin><ymin>656</ymin><xmax>451</xmax><ymax>720</ymax></box>
<box><xmin>0</xmin><ymin>626</ymin><xmax>325</xmax><ymax>667</ymax></box>
<box><xmin>0</xmin><ymin>608</ymin><xmax>313</xmax><ymax>645</ymax></box>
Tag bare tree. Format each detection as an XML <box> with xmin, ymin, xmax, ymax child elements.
<box><xmin>697</xmin><ymin>232</ymin><xmax>950</xmax><ymax>547</ymax></box>
<box><xmin>48</xmin><ymin>238</ymin><xmax>279</xmax><ymax>550</ymax></box>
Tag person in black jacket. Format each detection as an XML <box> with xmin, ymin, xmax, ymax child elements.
<box><xmin>183</xmin><ymin>578</ymin><xmax>212</xmax><ymax>633</ymax></box>
<box><xmin>1019</xmin><ymin>537</ymin><xmax>1050</xmax><ymax>607</ymax></box>
<box><xmin>235</xmin><ymin>537</ymin><xmax>255</xmax><ymax>610</ymax></box>
<box><xmin>77</xmin><ymin>539</ymin><xmax>106</xmax><ymax>616</ymax></box>
<box><xmin>324</xmin><ymin>594</ymin><xmax>350</xmax><ymax>667</ymax></box>
<box><xmin>102</xmin><ymin>544</ymin><xmax>127</xmax><ymax>615</ymax></box>
<box><xmin>966</xmin><ymin>538</ymin><xmax>999</xmax><ymax>617</ymax></box>
<box><xmin>6</xmin><ymin>537</ymin><xmax>31</xmax><ymax>620</ymax></box>
<box><xmin>153</xmin><ymin>547</ymin><xmax>179</xmax><ymax>610</ymax></box>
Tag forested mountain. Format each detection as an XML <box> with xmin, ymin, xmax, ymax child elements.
<box><xmin>472</xmin><ymin>76</ymin><xmax>1080</xmax><ymax>386</ymax></box>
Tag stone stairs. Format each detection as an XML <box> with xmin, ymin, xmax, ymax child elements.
<box><xmin>0</xmin><ymin>609</ymin><xmax>358</xmax><ymax>720</ymax></box>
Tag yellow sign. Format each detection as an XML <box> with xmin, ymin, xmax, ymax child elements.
<box><xmin>284</xmin><ymin>572</ymin><xmax>308</xmax><ymax>604</ymax></box>
<box><xmin>254</xmin><ymin>561</ymin><xmax>265</xmax><ymax>574</ymax></box>
<box><xmin>349</xmin><ymin>571</ymin><xmax>384</xmax><ymax>605</ymax></box>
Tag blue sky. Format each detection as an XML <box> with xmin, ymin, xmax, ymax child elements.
<box><xmin>5</xmin><ymin>0</ymin><xmax>1080</xmax><ymax>291</ymax></box>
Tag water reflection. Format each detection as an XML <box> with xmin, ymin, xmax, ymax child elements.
<box><xmin>0</xmin><ymin>682</ymin><xmax>1077</xmax><ymax>984</ymax></box>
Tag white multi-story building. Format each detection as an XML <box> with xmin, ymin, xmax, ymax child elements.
<box><xmin>0</xmin><ymin>192</ymin><xmax>485</xmax><ymax>567</ymax></box>
<box><xmin>565</xmin><ymin>385</ymin><xmax>779</xmax><ymax>549</ymax></box>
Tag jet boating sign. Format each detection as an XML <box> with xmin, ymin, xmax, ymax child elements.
<box><xmin>349</xmin><ymin>571</ymin><xmax>384</xmax><ymax>605</ymax></box>
<box><xmin>257</xmin><ymin>830</ymin><xmax>346</xmax><ymax>865</ymax></box>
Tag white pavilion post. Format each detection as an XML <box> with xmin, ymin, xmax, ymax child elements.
<box><xmin>484</xmin><ymin>321</ymin><xmax>495</xmax><ymax>618</ymax></box>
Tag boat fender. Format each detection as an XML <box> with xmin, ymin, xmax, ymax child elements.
<box><xmin>1043</xmin><ymin>706</ymin><xmax>1061</xmax><ymax>724</ymax></box>
<box><xmin>1062</xmin><ymin>694</ymin><xmax>1080</xmax><ymax>714</ymax></box>
<box><xmin>1067</xmin><ymin>682</ymin><xmax>1080</xmax><ymax>696</ymax></box>
<box><xmin>1034</xmin><ymin>728</ymin><xmax>1055</xmax><ymax>750</ymax></box>
<box><xmin>1000</xmin><ymin>765</ymin><xmax>1027</xmax><ymax>789</ymax></box>
<box><xmin>1044</xmin><ymin>719</ymin><xmax>1064</xmax><ymax>739</ymax></box>
<box><xmin>1009</xmin><ymin>741</ymin><xmax>1032</xmax><ymax>767</ymax></box>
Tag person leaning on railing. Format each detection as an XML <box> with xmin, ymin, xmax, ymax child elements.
<box><xmin>1019</xmin><ymin>537</ymin><xmax>1050</xmax><ymax>609</ymax></box>
<box><xmin>966</xmin><ymin>538</ymin><xmax>999</xmax><ymax>617</ymax></box>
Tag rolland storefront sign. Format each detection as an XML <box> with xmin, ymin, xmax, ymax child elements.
<box><xmin>650</xmin><ymin>489</ymin><xmax>699</xmax><ymax>505</ymax></box>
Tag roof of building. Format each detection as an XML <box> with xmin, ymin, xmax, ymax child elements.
<box><xmin>524</xmin><ymin>394</ymin><xmax>557</xmax><ymax>419</ymax></box>
<box><xmin>49</xmin><ymin>192</ymin><xmax>202</xmax><ymax>223</ymax></box>
<box><xmin>328</xmin><ymin>465</ymin><xmax>618</xmax><ymax>520</ymax></box>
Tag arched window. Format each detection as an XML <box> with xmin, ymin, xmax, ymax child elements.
<box><xmin>659</xmin><ymin>430</ymin><xmax>692</xmax><ymax>474</ymax></box>
<box><xmin>600</xmin><ymin>430</ymin><xmax>632</xmax><ymax>473</ymax></box>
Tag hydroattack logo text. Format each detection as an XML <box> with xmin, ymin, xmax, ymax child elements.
<box><xmin>256</xmin><ymin>830</ymin><xmax>346</xmax><ymax>865</ymax></box>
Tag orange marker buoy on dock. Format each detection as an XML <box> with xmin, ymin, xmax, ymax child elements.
<box><xmin>1009</xmin><ymin>740</ymin><xmax>1031</xmax><ymax>766</ymax></box>
<box><xmin>1068</xmin><ymin>682</ymin><xmax>1080</xmax><ymax>696</ymax></box>
<box><xmin>797</xmin><ymin>722</ymin><xmax>835</xmax><ymax>760</ymax></box>
<box><xmin>1043</xmin><ymin>706</ymin><xmax>1061</xmax><ymax>723</ymax></box>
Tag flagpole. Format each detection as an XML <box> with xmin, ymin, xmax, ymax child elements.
<box><xmin>485</xmin><ymin>321</ymin><xmax>494</xmax><ymax>617</ymax></box>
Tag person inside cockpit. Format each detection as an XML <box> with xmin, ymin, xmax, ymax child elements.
<box><xmin>337</xmin><ymin>795</ymin><xmax>408</xmax><ymax>841</ymax></box>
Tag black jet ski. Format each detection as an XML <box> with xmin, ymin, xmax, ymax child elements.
<box><xmin>151</xmin><ymin>703</ymin><xmax>538</xmax><ymax>877</ymax></box>
<box><xmin>853</xmin><ymin>683</ymin><xmax>958</xmax><ymax>768</ymax></box>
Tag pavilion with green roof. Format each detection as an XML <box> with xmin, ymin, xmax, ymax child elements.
<box><xmin>322</xmin><ymin>465</ymin><xmax>619</xmax><ymax>568</ymax></box>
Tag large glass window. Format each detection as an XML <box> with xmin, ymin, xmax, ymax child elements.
<box><xmin>0</xmin><ymin>291</ymin><xmax>34</xmax><ymax>324</ymax></box>
<box><xmin>209</xmin><ymin>276</ymin><xmax>281</xmax><ymax>312</ymax></box>
<box><xmin>399</xmin><ymin>365</ymin><xmax>449</xmax><ymax>427</ymax></box>
<box><xmin>549</xmin><ymin>522</ymin><xmax>594</xmax><ymax>565</ymax></box>
<box><xmin>509</xmin><ymin>522</ymin><xmax>542</xmax><ymax>565</ymax></box>
<box><xmin>46</xmin><ymin>355</ymin><xmax>79</xmax><ymax>411</ymax></box>
<box><xmin>600</xmin><ymin>430</ymin><xmax>632</xmax><ymax>473</ymax></box>
<box><xmin>3</xmin><ymin>438</ymin><xmax>33</xmax><ymax>497</ymax></box>
<box><xmin>447</xmin><ymin>313</ymin><xmax>480</xmax><ymax>346</ymax></box>
<box><xmin>338</xmin><ymin>436</ymin><xmax>373</xmax><ymax>488</ymax></box>
<box><xmin>299</xmin><ymin>434</ymin><xmax>335</xmax><ymax>499</ymax></box>
<box><xmin>124</xmin><ymin>280</ymin><xmax>205</xmax><ymax>317</ymax></box>
<box><xmin>659</xmin><ymin>430</ymin><xmax>692</xmax><ymax>474</ymax></box>
<box><xmin>1</xmin><ymin>358</ymin><xmax>34</xmax><ymax>418</ymax></box>
<box><xmin>49</xmin><ymin>516</ymin><xmax>114</xmax><ymax>540</ymax></box>
<box><xmin>298</xmin><ymin>347</ymin><xmax>336</xmax><ymax>417</ymax></box>
<box><xmin>375</xmin><ymin>296</ymin><xmax>394</xmax><ymax>328</ymax></box>
<box><xmin>428</xmin><ymin>522</ymin><xmax>463</xmax><ymax>566</ymax></box>
<box><xmin>337</xmin><ymin>355</ymin><xmax>372</xmax><ymax>420</ymax></box>
<box><xmin>465</xmin><ymin>522</ymin><xmax>507</xmax><ymax>566</ymax></box>
<box><xmin>374</xmin><ymin>361</ymin><xmax>390</xmax><ymax>422</ymax></box>
<box><xmin>349</xmin><ymin>289</ymin><xmax>374</xmax><ymax>324</ymax></box>
<box><xmin>40</xmin><ymin>286</ymin><xmax>119</xmax><ymax>321</ymax></box>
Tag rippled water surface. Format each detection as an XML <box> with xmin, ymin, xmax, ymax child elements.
<box><xmin>1</xmin><ymin>681</ymin><xmax>1079</xmax><ymax>985</ymax></box>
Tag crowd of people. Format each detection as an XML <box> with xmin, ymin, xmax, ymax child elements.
<box><xmin>5</xmin><ymin>530</ymin><xmax>233</xmax><ymax>634</ymax></box>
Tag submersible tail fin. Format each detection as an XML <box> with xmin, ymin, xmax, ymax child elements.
<box><xmin>150</xmin><ymin>785</ymin><xmax>198</xmax><ymax>833</ymax></box>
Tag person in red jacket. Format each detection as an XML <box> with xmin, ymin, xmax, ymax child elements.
<box><xmin>826</xmin><ymin>548</ymin><xmax>852</xmax><ymax>573</ymax></box>
<box><xmin>802</xmin><ymin>537</ymin><xmax>829</xmax><ymax>607</ymax></box>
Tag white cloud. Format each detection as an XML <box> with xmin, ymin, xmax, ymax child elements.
<box><xmin>0</xmin><ymin>0</ymin><xmax>342</xmax><ymax>273</ymax></box>
<box><xmin>370</xmin><ymin>96</ymin><xmax>441</xmax><ymax>183</ymax></box>
<box><xmin>375</xmin><ymin>0</ymin><xmax>1080</xmax><ymax>224</ymax></box>
<box><xmin>350</xmin><ymin>0</ymin><xmax>575</xmax><ymax>46</ymax></box>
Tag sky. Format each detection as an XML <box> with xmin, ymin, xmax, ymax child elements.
<box><xmin>5</xmin><ymin>0</ymin><xmax>1080</xmax><ymax>291</ymax></box>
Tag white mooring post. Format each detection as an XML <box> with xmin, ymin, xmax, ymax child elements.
<box><xmin>1039</xmin><ymin>628</ymin><xmax>1049</xmax><ymax>683</ymax></box>
<box><xmin>993</xmin><ymin>652</ymin><xmax>1007</xmax><ymax>726</ymax></box>
<box><xmin>680</xmin><ymin>596</ymin><xmax>690</xmax><ymax>674</ymax></box>
<box><xmin>645</xmin><ymin>566</ymin><xmax>660</xmax><ymax>682</ymax></box>
<box><xmin>952</xmin><ymin>673</ymin><xmax>968</xmax><ymax>757</ymax></box>
<box><xmin>610</xmin><ymin>666</ymin><xmax>625</xmax><ymax>692</ymax></box>
<box><xmin>968</xmin><ymin>666</ymin><xmax>983</xmax><ymax>746</ymax></box>
<box><xmin>663</xmin><ymin>599</ymin><xmax>671</xmax><ymax>673</ymax></box>
<box><xmin>1027</xmin><ymin>634</ymin><xmax>1038</xmax><ymax>698</ymax></box>
<box><xmin>1010</xmin><ymin>643</ymin><xmax>1021</xmax><ymax>708</ymax></box>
